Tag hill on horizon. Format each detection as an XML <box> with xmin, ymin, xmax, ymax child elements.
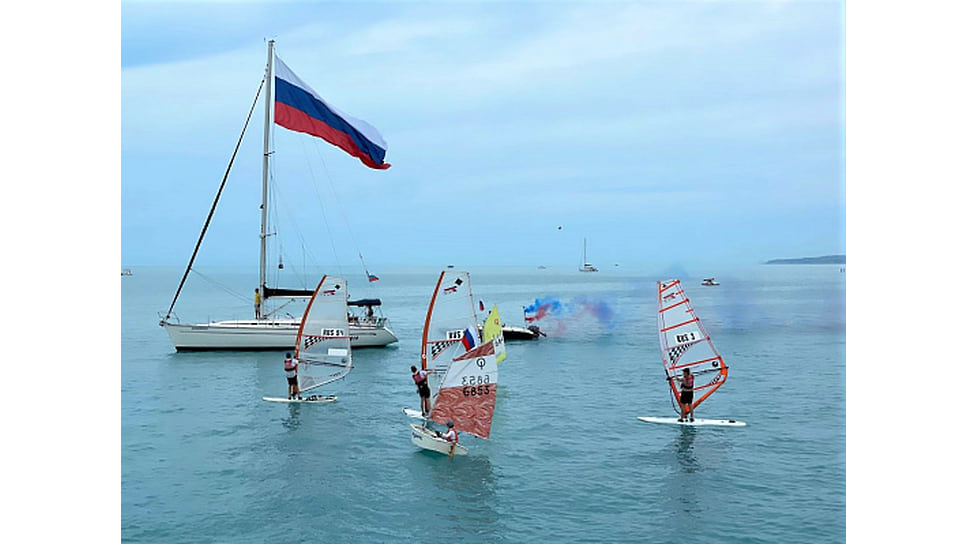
<box><xmin>764</xmin><ymin>255</ymin><xmax>845</xmax><ymax>265</ymax></box>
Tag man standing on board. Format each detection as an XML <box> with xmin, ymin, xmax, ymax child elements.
<box><xmin>411</xmin><ymin>365</ymin><xmax>431</xmax><ymax>416</ymax></box>
<box><xmin>285</xmin><ymin>353</ymin><xmax>301</xmax><ymax>400</ymax></box>
<box><xmin>676</xmin><ymin>367</ymin><xmax>695</xmax><ymax>422</ymax></box>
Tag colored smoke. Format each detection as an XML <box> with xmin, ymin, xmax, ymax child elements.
<box><xmin>524</xmin><ymin>296</ymin><xmax>615</xmax><ymax>336</ymax></box>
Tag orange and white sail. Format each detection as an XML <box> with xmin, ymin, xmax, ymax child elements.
<box><xmin>419</xmin><ymin>271</ymin><xmax>481</xmax><ymax>372</ymax></box>
<box><xmin>293</xmin><ymin>275</ymin><xmax>353</xmax><ymax>393</ymax></box>
<box><xmin>656</xmin><ymin>279</ymin><xmax>728</xmax><ymax>410</ymax></box>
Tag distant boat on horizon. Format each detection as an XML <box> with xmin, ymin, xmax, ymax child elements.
<box><xmin>579</xmin><ymin>238</ymin><xmax>598</xmax><ymax>273</ymax></box>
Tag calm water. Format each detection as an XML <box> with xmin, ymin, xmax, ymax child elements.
<box><xmin>121</xmin><ymin>265</ymin><xmax>845</xmax><ymax>543</ymax></box>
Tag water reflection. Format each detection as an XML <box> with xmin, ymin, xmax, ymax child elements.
<box><xmin>675</xmin><ymin>427</ymin><xmax>702</xmax><ymax>473</ymax></box>
<box><xmin>281</xmin><ymin>404</ymin><xmax>301</xmax><ymax>431</ymax></box>
<box><xmin>657</xmin><ymin>427</ymin><xmax>705</xmax><ymax>523</ymax></box>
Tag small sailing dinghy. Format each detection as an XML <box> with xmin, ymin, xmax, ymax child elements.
<box><xmin>262</xmin><ymin>275</ymin><xmax>353</xmax><ymax>404</ymax></box>
<box><xmin>404</xmin><ymin>271</ymin><xmax>500</xmax><ymax>456</ymax></box>
<box><xmin>637</xmin><ymin>279</ymin><xmax>746</xmax><ymax>427</ymax></box>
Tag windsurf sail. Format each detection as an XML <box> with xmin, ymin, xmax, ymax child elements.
<box><xmin>419</xmin><ymin>271</ymin><xmax>481</xmax><ymax>372</ymax></box>
<box><xmin>419</xmin><ymin>270</ymin><xmax>498</xmax><ymax>439</ymax></box>
<box><xmin>293</xmin><ymin>275</ymin><xmax>353</xmax><ymax>393</ymax></box>
<box><xmin>657</xmin><ymin>279</ymin><xmax>728</xmax><ymax>411</ymax></box>
<box><xmin>482</xmin><ymin>305</ymin><xmax>507</xmax><ymax>363</ymax></box>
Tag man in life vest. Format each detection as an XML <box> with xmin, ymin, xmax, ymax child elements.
<box><xmin>285</xmin><ymin>353</ymin><xmax>302</xmax><ymax>400</ymax></box>
<box><xmin>677</xmin><ymin>367</ymin><xmax>695</xmax><ymax>422</ymax></box>
<box><xmin>442</xmin><ymin>420</ymin><xmax>458</xmax><ymax>442</ymax></box>
<box><xmin>410</xmin><ymin>365</ymin><xmax>432</xmax><ymax>416</ymax></box>
<box><xmin>442</xmin><ymin>420</ymin><xmax>458</xmax><ymax>458</ymax></box>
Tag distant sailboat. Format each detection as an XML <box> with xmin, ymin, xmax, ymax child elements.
<box><xmin>159</xmin><ymin>40</ymin><xmax>397</xmax><ymax>351</ymax></box>
<box><xmin>405</xmin><ymin>271</ymin><xmax>500</xmax><ymax>456</ymax></box>
<box><xmin>579</xmin><ymin>238</ymin><xmax>598</xmax><ymax>272</ymax></box>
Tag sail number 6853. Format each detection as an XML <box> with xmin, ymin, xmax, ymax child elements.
<box><xmin>463</xmin><ymin>384</ymin><xmax>492</xmax><ymax>397</ymax></box>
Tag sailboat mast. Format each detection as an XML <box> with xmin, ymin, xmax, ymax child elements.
<box><xmin>258</xmin><ymin>40</ymin><xmax>274</xmax><ymax>312</ymax></box>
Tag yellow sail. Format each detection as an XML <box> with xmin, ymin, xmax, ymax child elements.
<box><xmin>482</xmin><ymin>305</ymin><xmax>507</xmax><ymax>363</ymax></box>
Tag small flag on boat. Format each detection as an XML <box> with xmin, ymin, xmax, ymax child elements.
<box><xmin>273</xmin><ymin>54</ymin><xmax>391</xmax><ymax>170</ymax></box>
<box><xmin>461</xmin><ymin>328</ymin><xmax>477</xmax><ymax>350</ymax></box>
<box><xmin>479</xmin><ymin>299</ymin><xmax>485</xmax><ymax>312</ymax></box>
<box><xmin>367</xmin><ymin>273</ymin><xmax>379</xmax><ymax>282</ymax></box>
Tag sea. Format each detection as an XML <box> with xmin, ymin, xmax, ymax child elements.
<box><xmin>121</xmin><ymin>264</ymin><xmax>846</xmax><ymax>543</ymax></box>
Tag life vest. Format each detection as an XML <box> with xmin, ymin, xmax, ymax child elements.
<box><xmin>682</xmin><ymin>373</ymin><xmax>695</xmax><ymax>392</ymax></box>
<box><xmin>284</xmin><ymin>358</ymin><xmax>296</xmax><ymax>372</ymax></box>
<box><xmin>412</xmin><ymin>369</ymin><xmax>428</xmax><ymax>385</ymax></box>
<box><xmin>443</xmin><ymin>428</ymin><xmax>458</xmax><ymax>443</ymax></box>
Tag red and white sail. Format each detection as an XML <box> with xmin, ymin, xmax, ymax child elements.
<box><xmin>656</xmin><ymin>279</ymin><xmax>728</xmax><ymax>410</ymax></box>
<box><xmin>419</xmin><ymin>270</ymin><xmax>498</xmax><ymax>440</ymax></box>
<box><xmin>429</xmin><ymin>340</ymin><xmax>498</xmax><ymax>439</ymax></box>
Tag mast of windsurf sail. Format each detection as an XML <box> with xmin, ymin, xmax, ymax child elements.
<box><xmin>293</xmin><ymin>274</ymin><xmax>326</xmax><ymax>361</ymax></box>
<box><xmin>257</xmin><ymin>40</ymin><xmax>274</xmax><ymax>317</ymax></box>
<box><xmin>419</xmin><ymin>271</ymin><xmax>447</xmax><ymax>371</ymax></box>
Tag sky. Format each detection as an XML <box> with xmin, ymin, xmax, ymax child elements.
<box><xmin>120</xmin><ymin>0</ymin><xmax>846</xmax><ymax>273</ymax></box>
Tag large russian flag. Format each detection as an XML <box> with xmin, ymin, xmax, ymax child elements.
<box><xmin>273</xmin><ymin>55</ymin><xmax>390</xmax><ymax>170</ymax></box>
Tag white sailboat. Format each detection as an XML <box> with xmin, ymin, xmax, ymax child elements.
<box><xmin>159</xmin><ymin>40</ymin><xmax>397</xmax><ymax>351</ymax></box>
<box><xmin>405</xmin><ymin>271</ymin><xmax>500</xmax><ymax>457</ymax></box>
<box><xmin>263</xmin><ymin>275</ymin><xmax>353</xmax><ymax>404</ymax></box>
<box><xmin>637</xmin><ymin>279</ymin><xmax>746</xmax><ymax>427</ymax></box>
<box><xmin>579</xmin><ymin>238</ymin><xmax>598</xmax><ymax>272</ymax></box>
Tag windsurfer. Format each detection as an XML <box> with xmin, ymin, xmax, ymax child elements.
<box><xmin>411</xmin><ymin>365</ymin><xmax>432</xmax><ymax>416</ymax></box>
<box><xmin>285</xmin><ymin>353</ymin><xmax>302</xmax><ymax>400</ymax></box>
<box><xmin>677</xmin><ymin>367</ymin><xmax>695</xmax><ymax>422</ymax></box>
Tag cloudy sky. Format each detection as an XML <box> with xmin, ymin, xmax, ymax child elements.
<box><xmin>119</xmin><ymin>0</ymin><xmax>845</xmax><ymax>273</ymax></box>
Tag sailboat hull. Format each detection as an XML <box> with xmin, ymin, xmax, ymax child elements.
<box><xmin>162</xmin><ymin>319</ymin><xmax>397</xmax><ymax>350</ymax></box>
<box><xmin>409</xmin><ymin>424</ymin><xmax>468</xmax><ymax>456</ymax></box>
